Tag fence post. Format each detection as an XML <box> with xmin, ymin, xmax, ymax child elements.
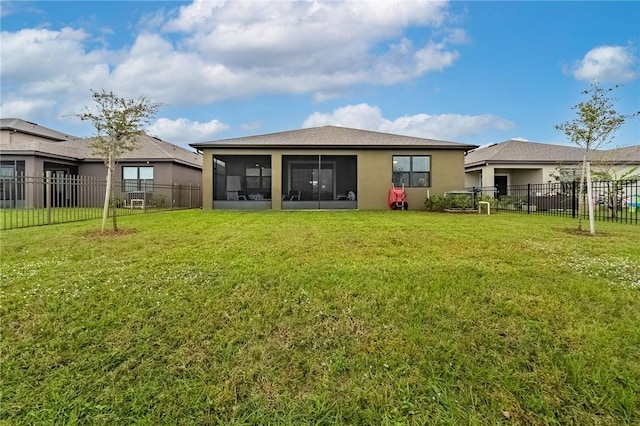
<box><xmin>45</xmin><ymin>171</ymin><xmax>52</xmax><ymax>224</ymax></box>
<box><xmin>527</xmin><ymin>184</ymin><xmax>531</xmax><ymax>214</ymax></box>
<box><xmin>572</xmin><ymin>181</ymin><xmax>577</xmax><ymax>218</ymax></box>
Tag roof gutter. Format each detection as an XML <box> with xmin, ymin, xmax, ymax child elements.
<box><xmin>191</xmin><ymin>144</ymin><xmax>479</xmax><ymax>150</ymax></box>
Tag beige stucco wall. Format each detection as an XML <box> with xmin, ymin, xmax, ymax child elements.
<box><xmin>78</xmin><ymin>162</ymin><xmax>107</xmax><ymax>178</ymax></box>
<box><xmin>202</xmin><ymin>148</ymin><xmax>467</xmax><ymax>210</ymax></box>
<box><xmin>0</xmin><ymin>129</ymin><xmax>61</xmax><ymax>144</ymax></box>
<box><xmin>78</xmin><ymin>161</ymin><xmax>201</xmax><ymax>185</ymax></box>
<box><xmin>169</xmin><ymin>163</ymin><xmax>202</xmax><ymax>186</ymax></box>
<box><xmin>470</xmin><ymin>165</ymin><xmax>551</xmax><ymax>189</ymax></box>
<box><xmin>509</xmin><ymin>168</ymin><xmax>544</xmax><ymax>186</ymax></box>
<box><xmin>465</xmin><ymin>170</ymin><xmax>482</xmax><ymax>188</ymax></box>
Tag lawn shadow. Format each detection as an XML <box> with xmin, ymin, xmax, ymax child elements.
<box><xmin>83</xmin><ymin>228</ymin><xmax>138</xmax><ymax>238</ymax></box>
<box><xmin>557</xmin><ymin>227</ymin><xmax>613</xmax><ymax>237</ymax></box>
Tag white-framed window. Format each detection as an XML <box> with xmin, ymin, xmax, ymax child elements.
<box><xmin>123</xmin><ymin>166</ymin><xmax>154</xmax><ymax>192</ymax></box>
<box><xmin>392</xmin><ymin>156</ymin><xmax>431</xmax><ymax>187</ymax></box>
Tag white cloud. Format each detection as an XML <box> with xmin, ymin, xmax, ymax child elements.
<box><xmin>156</xmin><ymin>0</ymin><xmax>462</xmax><ymax>96</ymax></box>
<box><xmin>1</xmin><ymin>28</ymin><xmax>100</xmax><ymax>84</ymax></box>
<box><xmin>0</xmin><ymin>98</ymin><xmax>57</xmax><ymax>118</ymax></box>
<box><xmin>302</xmin><ymin>103</ymin><xmax>514</xmax><ymax>140</ymax></box>
<box><xmin>0</xmin><ymin>0</ymin><xmax>466</xmax><ymax>130</ymax></box>
<box><xmin>1</xmin><ymin>1</ymin><xmax>464</xmax><ymax>112</ymax></box>
<box><xmin>0</xmin><ymin>27</ymin><xmax>114</xmax><ymax>122</ymax></box>
<box><xmin>569</xmin><ymin>45</ymin><xmax>638</xmax><ymax>83</ymax></box>
<box><xmin>304</xmin><ymin>104</ymin><xmax>387</xmax><ymax>131</ymax></box>
<box><xmin>148</xmin><ymin>117</ymin><xmax>229</xmax><ymax>144</ymax></box>
<box><xmin>240</xmin><ymin>121</ymin><xmax>262</xmax><ymax>132</ymax></box>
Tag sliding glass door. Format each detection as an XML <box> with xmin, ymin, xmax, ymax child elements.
<box><xmin>282</xmin><ymin>155</ymin><xmax>357</xmax><ymax>209</ymax></box>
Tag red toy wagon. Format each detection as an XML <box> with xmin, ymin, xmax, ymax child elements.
<box><xmin>389</xmin><ymin>183</ymin><xmax>408</xmax><ymax>210</ymax></box>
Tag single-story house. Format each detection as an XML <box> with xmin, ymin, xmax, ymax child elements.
<box><xmin>190</xmin><ymin>125</ymin><xmax>478</xmax><ymax>210</ymax></box>
<box><xmin>1</xmin><ymin>118</ymin><xmax>203</xmax><ymax>208</ymax></box>
<box><xmin>464</xmin><ymin>139</ymin><xmax>640</xmax><ymax>196</ymax></box>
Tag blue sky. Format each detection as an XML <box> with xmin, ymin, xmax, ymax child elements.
<box><xmin>1</xmin><ymin>1</ymin><xmax>639</xmax><ymax>150</ymax></box>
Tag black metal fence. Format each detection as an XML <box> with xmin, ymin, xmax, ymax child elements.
<box><xmin>1</xmin><ymin>172</ymin><xmax>202</xmax><ymax>230</ymax></box>
<box><xmin>471</xmin><ymin>180</ymin><xmax>639</xmax><ymax>225</ymax></box>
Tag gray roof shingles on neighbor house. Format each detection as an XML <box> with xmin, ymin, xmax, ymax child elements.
<box><xmin>465</xmin><ymin>139</ymin><xmax>640</xmax><ymax>168</ymax></box>
<box><xmin>1</xmin><ymin>118</ymin><xmax>202</xmax><ymax>169</ymax></box>
<box><xmin>190</xmin><ymin>125</ymin><xmax>479</xmax><ymax>150</ymax></box>
<box><xmin>605</xmin><ymin>145</ymin><xmax>640</xmax><ymax>163</ymax></box>
<box><xmin>71</xmin><ymin>134</ymin><xmax>203</xmax><ymax>168</ymax></box>
<box><xmin>1</xmin><ymin>118</ymin><xmax>79</xmax><ymax>141</ymax></box>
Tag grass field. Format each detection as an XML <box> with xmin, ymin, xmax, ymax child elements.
<box><xmin>1</xmin><ymin>210</ymin><xmax>639</xmax><ymax>425</ymax></box>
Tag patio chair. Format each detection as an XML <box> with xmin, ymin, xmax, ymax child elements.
<box><xmin>226</xmin><ymin>191</ymin><xmax>246</xmax><ymax>201</ymax></box>
<box><xmin>282</xmin><ymin>190</ymin><xmax>301</xmax><ymax>201</ymax></box>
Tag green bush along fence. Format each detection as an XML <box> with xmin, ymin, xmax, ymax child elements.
<box><xmin>429</xmin><ymin>180</ymin><xmax>638</xmax><ymax>225</ymax></box>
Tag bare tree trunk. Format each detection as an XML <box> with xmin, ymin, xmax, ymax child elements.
<box><xmin>577</xmin><ymin>156</ymin><xmax>587</xmax><ymax>231</ymax></box>
<box><xmin>101</xmin><ymin>160</ymin><xmax>112</xmax><ymax>234</ymax></box>
<box><xmin>585</xmin><ymin>161</ymin><xmax>595</xmax><ymax>234</ymax></box>
<box><xmin>112</xmin><ymin>193</ymin><xmax>118</xmax><ymax>232</ymax></box>
<box><xmin>111</xmin><ymin>160</ymin><xmax>118</xmax><ymax>232</ymax></box>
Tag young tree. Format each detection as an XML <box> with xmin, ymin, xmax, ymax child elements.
<box><xmin>554</xmin><ymin>82</ymin><xmax>639</xmax><ymax>234</ymax></box>
<box><xmin>76</xmin><ymin>90</ymin><xmax>162</xmax><ymax>234</ymax></box>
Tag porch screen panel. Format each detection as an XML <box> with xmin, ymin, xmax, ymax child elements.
<box><xmin>213</xmin><ymin>155</ymin><xmax>272</xmax><ymax>203</ymax></box>
<box><xmin>283</xmin><ymin>155</ymin><xmax>357</xmax><ymax>209</ymax></box>
<box><xmin>319</xmin><ymin>155</ymin><xmax>357</xmax><ymax>209</ymax></box>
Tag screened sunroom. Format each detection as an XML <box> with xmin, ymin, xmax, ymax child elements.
<box><xmin>213</xmin><ymin>155</ymin><xmax>272</xmax><ymax>210</ymax></box>
<box><xmin>281</xmin><ymin>155</ymin><xmax>357</xmax><ymax>210</ymax></box>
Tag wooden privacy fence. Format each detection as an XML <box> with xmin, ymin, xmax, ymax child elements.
<box><xmin>1</xmin><ymin>172</ymin><xmax>202</xmax><ymax>230</ymax></box>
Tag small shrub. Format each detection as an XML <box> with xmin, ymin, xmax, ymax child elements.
<box><xmin>110</xmin><ymin>197</ymin><xmax>125</xmax><ymax>208</ymax></box>
<box><xmin>424</xmin><ymin>194</ymin><xmax>473</xmax><ymax>211</ymax></box>
<box><xmin>149</xmin><ymin>193</ymin><xmax>167</xmax><ymax>208</ymax></box>
<box><xmin>450</xmin><ymin>194</ymin><xmax>473</xmax><ymax>209</ymax></box>
<box><xmin>498</xmin><ymin>196</ymin><xmax>525</xmax><ymax>210</ymax></box>
<box><xmin>424</xmin><ymin>195</ymin><xmax>451</xmax><ymax>211</ymax></box>
<box><xmin>477</xmin><ymin>195</ymin><xmax>497</xmax><ymax>208</ymax></box>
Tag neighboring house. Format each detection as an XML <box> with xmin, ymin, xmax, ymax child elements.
<box><xmin>190</xmin><ymin>125</ymin><xmax>477</xmax><ymax>210</ymax></box>
<box><xmin>598</xmin><ymin>145</ymin><xmax>640</xmax><ymax>179</ymax></box>
<box><xmin>464</xmin><ymin>139</ymin><xmax>640</xmax><ymax>196</ymax></box>
<box><xmin>1</xmin><ymin>118</ymin><xmax>202</xmax><ymax>208</ymax></box>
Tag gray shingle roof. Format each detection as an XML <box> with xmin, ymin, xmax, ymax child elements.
<box><xmin>190</xmin><ymin>125</ymin><xmax>479</xmax><ymax>150</ymax></box>
<box><xmin>1</xmin><ymin>131</ymin><xmax>202</xmax><ymax>169</ymax></box>
<box><xmin>0</xmin><ymin>137</ymin><xmax>84</xmax><ymax>161</ymax></box>
<box><xmin>465</xmin><ymin>139</ymin><xmax>640</xmax><ymax>168</ymax></box>
<box><xmin>0</xmin><ymin>118</ymin><xmax>79</xmax><ymax>141</ymax></box>
<box><xmin>77</xmin><ymin>134</ymin><xmax>203</xmax><ymax>168</ymax></box>
<box><xmin>603</xmin><ymin>145</ymin><xmax>640</xmax><ymax>162</ymax></box>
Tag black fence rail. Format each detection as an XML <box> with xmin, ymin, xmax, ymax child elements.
<box><xmin>470</xmin><ymin>180</ymin><xmax>639</xmax><ymax>225</ymax></box>
<box><xmin>1</xmin><ymin>173</ymin><xmax>202</xmax><ymax>230</ymax></box>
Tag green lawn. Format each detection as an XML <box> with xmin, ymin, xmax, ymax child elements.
<box><xmin>1</xmin><ymin>210</ymin><xmax>639</xmax><ymax>425</ymax></box>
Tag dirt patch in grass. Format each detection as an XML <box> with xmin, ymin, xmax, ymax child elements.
<box><xmin>559</xmin><ymin>227</ymin><xmax>613</xmax><ymax>237</ymax></box>
<box><xmin>83</xmin><ymin>228</ymin><xmax>137</xmax><ymax>238</ymax></box>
